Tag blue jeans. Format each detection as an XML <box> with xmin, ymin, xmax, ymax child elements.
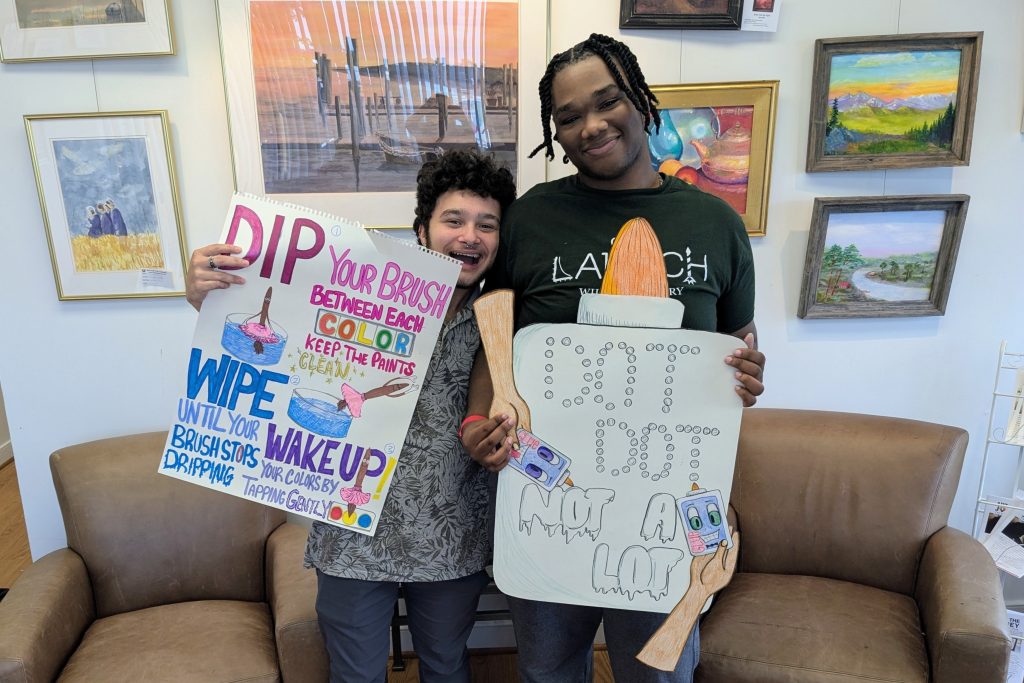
<box><xmin>315</xmin><ymin>569</ymin><xmax>490</xmax><ymax>683</ymax></box>
<box><xmin>508</xmin><ymin>596</ymin><xmax>699</xmax><ymax>683</ymax></box>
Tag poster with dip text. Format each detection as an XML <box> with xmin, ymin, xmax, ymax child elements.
<box><xmin>160</xmin><ymin>193</ymin><xmax>460</xmax><ymax>535</ymax></box>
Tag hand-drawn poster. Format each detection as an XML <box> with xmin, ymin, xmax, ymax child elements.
<box><xmin>160</xmin><ymin>193</ymin><xmax>460</xmax><ymax>535</ymax></box>
<box><xmin>490</xmin><ymin>218</ymin><xmax>743</xmax><ymax>613</ymax></box>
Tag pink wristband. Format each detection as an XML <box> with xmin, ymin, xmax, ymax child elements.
<box><xmin>458</xmin><ymin>415</ymin><xmax>487</xmax><ymax>438</ymax></box>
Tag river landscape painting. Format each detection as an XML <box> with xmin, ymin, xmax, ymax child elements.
<box><xmin>798</xmin><ymin>195</ymin><xmax>969</xmax><ymax>319</ymax></box>
<box><xmin>806</xmin><ymin>33</ymin><xmax>982</xmax><ymax>172</ymax></box>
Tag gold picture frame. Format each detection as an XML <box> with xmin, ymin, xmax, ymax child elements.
<box><xmin>0</xmin><ymin>0</ymin><xmax>174</xmax><ymax>62</ymax></box>
<box><xmin>649</xmin><ymin>81</ymin><xmax>779</xmax><ymax>237</ymax></box>
<box><xmin>25</xmin><ymin>110</ymin><xmax>188</xmax><ymax>300</ymax></box>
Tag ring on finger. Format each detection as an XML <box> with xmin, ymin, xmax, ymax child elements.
<box><xmin>208</xmin><ymin>256</ymin><xmax>217</xmax><ymax>270</ymax></box>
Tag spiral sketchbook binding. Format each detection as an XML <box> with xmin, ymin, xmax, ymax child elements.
<box><xmin>232</xmin><ymin>191</ymin><xmax>365</xmax><ymax>231</ymax></box>
<box><xmin>367</xmin><ymin>228</ymin><xmax>461</xmax><ymax>266</ymax></box>
<box><xmin>230</xmin><ymin>192</ymin><xmax>460</xmax><ymax>265</ymax></box>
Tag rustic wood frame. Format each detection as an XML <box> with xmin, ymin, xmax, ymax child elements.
<box><xmin>806</xmin><ymin>32</ymin><xmax>982</xmax><ymax>172</ymax></box>
<box><xmin>797</xmin><ymin>195</ymin><xmax>969</xmax><ymax>319</ymax></box>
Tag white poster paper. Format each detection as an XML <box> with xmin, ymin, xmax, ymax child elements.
<box><xmin>159</xmin><ymin>193</ymin><xmax>460</xmax><ymax>535</ymax></box>
<box><xmin>494</xmin><ymin>316</ymin><xmax>743</xmax><ymax>613</ymax></box>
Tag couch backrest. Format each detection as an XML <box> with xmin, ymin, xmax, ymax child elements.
<box><xmin>730</xmin><ymin>408</ymin><xmax>967</xmax><ymax>596</ymax></box>
<box><xmin>50</xmin><ymin>432</ymin><xmax>286</xmax><ymax>618</ymax></box>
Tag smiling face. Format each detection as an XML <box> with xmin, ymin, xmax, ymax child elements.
<box><xmin>417</xmin><ymin>189</ymin><xmax>501</xmax><ymax>289</ymax></box>
<box><xmin>551</xmin><ymin>55</ymin><xmax>656</xmax><ymax>191</ymax></box>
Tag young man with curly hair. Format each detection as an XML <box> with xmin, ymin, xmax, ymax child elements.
<box><xmin>185</xmin><ymin>150</ymin><xmax>516</xmax><ymax>683</ymax></box>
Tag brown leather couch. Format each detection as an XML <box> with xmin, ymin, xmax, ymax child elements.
<box><xmin>0</xmin><ymin>432</ymin><xmax>327</xmax><ymax>682</ymax></box>
<box><xmin>697</xmin><ymin>409</ymin><xmax>1011</xmax><ymax>683</ymax></box>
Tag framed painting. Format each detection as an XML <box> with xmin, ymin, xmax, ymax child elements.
<box><xmin>806</xmin><ymin>32</ymin><xmax>982</xmax><ymax>172</ymax></box>
<box><xmin>620</xmin><ymin>0</ymin><xmax>743</xmax><ymax>29</ymax></box>
<box><xmin>217</xmin><ymin>0</ymin><xmax>546</xmax><ymax>227</ymax></box>
<box><xmin>25</xmin><ymin>111</ymin><xmax>188</xmax><ymax>300</ymax></box>
<box><xmin>649</xmin><ymin>81</ymin><xmax>778</xmax><ymax>237</ymax></box>
<box><xmin>797</xmin><ymin>195</ymin><xmax>969</xmax><ymax>319</ymax></box>
<box><xmin>0</xmin><ymin>0</ymin><xmax>173</xmax><ymax>62</ymax></box>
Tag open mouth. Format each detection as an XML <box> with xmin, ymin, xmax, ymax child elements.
<box><xmin>450</xmin><ymin>251</ymin><xmax>481</xmax><ymax>266</ymax></box>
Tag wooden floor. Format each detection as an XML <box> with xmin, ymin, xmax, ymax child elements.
<box><xmin>0</xmin><ymin>460</ymin><xmax>31</xmax><ymax>588</ymax></box>
<box><xmin>0</xmin><ymin>461</ymin><xmax>615</xmax><ymax>681</ymax></box>
<box><xmin>388</xmin><ymin>650</ymin><xmax>613</xmax><ymax>682</ymax></box>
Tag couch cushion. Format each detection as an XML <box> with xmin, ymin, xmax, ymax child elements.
<box><xmin>732</xmin><ymin>409</ymin><xmax>967</xmax><ymax>595</ymax></box>
<box><xmin>51</xmin><ymin>432</ymin><xmax>285</xmax><ymax>617</ymax></box>
<box><xmin>697</xmin><ymin>573</ymin><xmax>928</xmax><ymax>683</ymax></box>
<box><xmin>59</xmin><ymin>600</ymin><xmax>279</xmax><ymax>683</ymax></box>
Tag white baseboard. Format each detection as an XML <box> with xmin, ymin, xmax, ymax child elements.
<box><xmin>0</xmin><ymin>440</ymin><xmax>12</xmax><ymax>468</ymax></box>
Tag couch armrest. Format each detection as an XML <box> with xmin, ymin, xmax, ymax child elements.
<box><xmin>915</xmin><ymin>526</ymin><xmax>1010</xmax><ymax>683</ymax></box>
<box><xmin>266</xmin><ymin>523</ymin><xmax>328</xmax><ymax>683</ymax></box>
<box><xmin>0</xmin><ymin>548</ymin><xmax>94</xmax><ymax>683</ymax></box>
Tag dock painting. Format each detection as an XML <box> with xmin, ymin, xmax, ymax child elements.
<box><xmin>249</xmin><ymin>0</ymin><xmax>519</xmax><ymax>194</ymax></box>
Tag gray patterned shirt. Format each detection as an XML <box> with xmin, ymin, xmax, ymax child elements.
<box><xmin>304</xmin><ymin>295</ymin><xmax>490</xmax><ymax>582</ymax></box>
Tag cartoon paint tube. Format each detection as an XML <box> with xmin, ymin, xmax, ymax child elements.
<box><xmin>676</xmin><ymin>484</ymin><xmax>729</xmax><ymax>556</ymax></box>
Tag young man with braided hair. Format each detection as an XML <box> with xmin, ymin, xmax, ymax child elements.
<box><xmin>186</xmin><ymin>150</ymin><xmax>516</xmax><ymax>683</ymax></box>
<box><xmin>461</xmin><ymin>34</ymin><xmax>766</xmax><ymax>682</ymax></box>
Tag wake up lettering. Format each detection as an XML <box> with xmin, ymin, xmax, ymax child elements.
<box><xmin>162</xmin><ymin>202</ymin><xmax>446</xmax><ymax>519</ymax></box>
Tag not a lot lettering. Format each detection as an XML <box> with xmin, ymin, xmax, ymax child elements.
<box><xmin>187</xmin><ymin>349</ymin><xmax>288</xmax><ymax>419</ymax></box>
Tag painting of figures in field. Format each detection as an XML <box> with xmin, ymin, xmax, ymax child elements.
<box><xmin>824</xmin><ymin>50</ymin><xmax>960</xmax><ymax>156</ymax></box>
<box><xmin>52</xmin><ymin>136</ymin><xmax>165</xmax><ymax>272</ymax></box>
<box><xmin>249</xmin><ymin>0</ymin><xmax>518</xmax><ymax>194</ymax></box>
<box><xmin>815</xmin><ymin>210</ymin><xmax>945</xmax><ymax>305</ymax></box>
<box><xmin>15</xmin><ymin>0</ymin><xmax>145</xmax><ymax>28</ymax></box>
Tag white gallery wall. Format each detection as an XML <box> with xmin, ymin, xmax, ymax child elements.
<box><xmin>1</xmin><ymin>0</ymin><xmax>1023</xmax><ymax>602</ymax></box>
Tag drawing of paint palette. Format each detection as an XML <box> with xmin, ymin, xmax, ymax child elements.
<box><xmin>509</xmin><ymin>428</ymin><xmax>573</xmax><ymax>491</ymax></box>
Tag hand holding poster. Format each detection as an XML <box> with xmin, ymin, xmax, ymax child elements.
<box><xmin>160</xmin><ymin>193</ymin><xmax>460</xmax><ymax>535</ymax></box>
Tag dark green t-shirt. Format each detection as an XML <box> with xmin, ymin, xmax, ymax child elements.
<box><xmin>485</xmin><ymin>174</ymin><xmax>755</xmax><ymax>333</ymax></box>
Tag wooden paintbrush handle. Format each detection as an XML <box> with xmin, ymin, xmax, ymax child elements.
<box><xmin>474</xmin><ymin>289</ymin><xmax>532</xmax><ymax>431</ymax></box>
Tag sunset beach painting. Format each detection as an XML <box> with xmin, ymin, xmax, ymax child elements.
<box><xmin>248</xmin><ymin>0</ymin><xmax>519</xmax><ymax>194</ymax></box>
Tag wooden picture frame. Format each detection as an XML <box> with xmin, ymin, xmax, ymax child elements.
<box><xmin>649</xmin><ymin>81</ymin><xmax>778</xmax><ymax>237</ymax></box>
<box><xmin>25</xmin><ymin>111</ymin><xmax>188</xmax><ymax>300</ymax></box>
<box><xmin>0</xmin><ymin>0</ymin><xmax>173</xmax><ymax>62</ymax></box>
<box><xmin>806</xmin><ymin>32</ymin><xmax>982</xmax><ymax>172</ymax></box>
<box><xmin>797</xmin><ymin>195</ymin><xmax>969</xmax><ymax>319</ymax></box>
<box><xmin>620</xmin><ymin>0</ymin><xmax>743</xmax><ymax>29</ymax></box>
<box><xmin>216</xmin><ymin>0</ymin><xmax>546</xmax><ymax>228</ymax></box>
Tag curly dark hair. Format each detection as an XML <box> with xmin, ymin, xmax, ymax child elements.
<box><xmin>413</xmin><ymin>150</ymin><xmax>517</xmax><ymax>239</ymax></box>
<box><xmin>530</xmin><ymin>33</ymin><xmax>661</xmax><ymax>162</ymax></box>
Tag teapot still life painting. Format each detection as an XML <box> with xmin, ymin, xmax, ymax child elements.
<box><xmin>649</xmin><ymin>81</ymin><xmax>778</xmax><ymax>237</ymax></box>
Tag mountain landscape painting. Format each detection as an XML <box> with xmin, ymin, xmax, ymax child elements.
<box><xmin>824</xmin><ymin>49</ymin><xmax>961</xmax><ymax>156</ymax></box>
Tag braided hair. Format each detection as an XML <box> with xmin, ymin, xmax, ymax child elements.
<box><xmin>529</xmin><ymin>34</ymin><xmax>661</xmax><ymax>161</ymax></box>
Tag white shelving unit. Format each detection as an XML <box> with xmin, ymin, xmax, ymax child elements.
<box><xmin>973</xmin><ymin>341</ymin><xmax>1024</xmax><ymax>574</ymax></box>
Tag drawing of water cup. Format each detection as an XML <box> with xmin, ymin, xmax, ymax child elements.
<box><xmin>221</xmin><ymin>312</ymin><xmax>288</xmax><ymax>365</ymax></box>
<box><xmin>288</xmin><ymin>389</ymin><xmax>353</xmax><ymax>438</ymax></box>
